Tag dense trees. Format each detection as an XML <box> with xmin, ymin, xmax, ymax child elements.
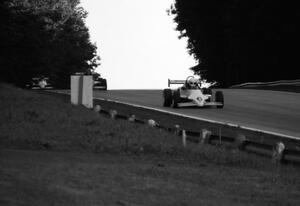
<box><xmin>0</xmin><ymin>0</ymin><xmax>99</xmax><ymax>88</ymax></box>
<box><xmin>170</xmin><ymin>0</ymin><xmax>300</xmax><ymax>87</ymax></box>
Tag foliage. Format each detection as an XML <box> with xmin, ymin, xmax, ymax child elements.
<box><xmin>0</xmin><ymin>0</ymin><xmax>100</xmax><ymax>88</ymax></box>
<box><xmin>170</xmin><ymin>0</ymin><xmax>300</xmax><ymax>86</ymax></box>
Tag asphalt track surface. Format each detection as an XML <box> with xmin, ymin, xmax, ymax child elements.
<box><xmin>93</xmin><ymin>89</ymin><xmax>300</xmax><ymax>139</ymax></box>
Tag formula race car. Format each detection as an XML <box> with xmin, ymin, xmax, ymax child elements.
<box><xmin>25</xmin><ymin>76</ymin><xmax>54</xmax><ymax>90</ymax></box>
<box><xmin>74</xmin><ymin>72</ymin><xmax>107</xmax><ymax>90</ymax></box>
<box><xmin>93</xmin><ymin>73</ymin><xmax>107</xmax><ymax>90</ymax></box>
<box><xmin>163</xmin><ymin>76</ymin><xmax>224</xmax><ymax>108</ymax></box>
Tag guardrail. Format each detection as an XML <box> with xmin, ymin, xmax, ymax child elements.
<box><xmin>92</xmin><ymin>103</ymin><xmax>300</xmax><ymax>165</ymax></box>
<box><xmin>231</xmin><ymin>79</ymin><xmax>300</xmax><ymax>88</ymax></box>
<box><xmin>48</xmin><ymin>90</ymin><xmax>300</xmax><ymax>165</ymax></box>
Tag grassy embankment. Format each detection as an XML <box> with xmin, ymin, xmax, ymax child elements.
<box><xmin>0</xmin><ymin>83</ymin><xmax>299</xmax><ymax>206</ymax></box>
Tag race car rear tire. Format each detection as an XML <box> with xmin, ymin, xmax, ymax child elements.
<box><xmin>103</xmin><ymin>79</ymin><xmax>107</xmax><ymax>90</ymax></box>
<box><xmin>163</xmin><ymin>89</ymin><xmax>173</xmax><ymax>107</ymax></box>
<box><xmin>172</xmin><ymin>90</ymin><xmax>180</xmax><ymax>108</ymax></box>
<box><xmin>215</xmin><ymin>91</ymin><xmax>224</xmax><ymax>108</ymax></box>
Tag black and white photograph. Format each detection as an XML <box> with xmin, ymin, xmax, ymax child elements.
<box><xmin>0</xmin><ymin>0</ymin><xmax>300</xmax><ymax>205</ymax></box>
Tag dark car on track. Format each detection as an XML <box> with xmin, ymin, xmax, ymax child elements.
<box><xmin>93</xmin><ymin>74</ymin><xmax>107</xmax><ymax>90</ymax></box>
<box><xmin>72</xmin><ymin>72</ymin><xmax>107</xmax><ymax>90</ymax></box>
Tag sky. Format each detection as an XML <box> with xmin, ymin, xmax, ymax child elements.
<box><xmin>80</xmin><ymin>0</ymin><xmax>197</xmax><ymax>89</ymax></box>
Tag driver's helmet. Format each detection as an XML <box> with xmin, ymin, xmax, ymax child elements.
<box><xmin>187</xmin><ymin>78</ymin><xmax>199</xmax><ymax>89</ymax></box>
<box><xmin>39</xmin><ymin>79</ymin><xmax>47</xmax><ymax>88</ymax></box>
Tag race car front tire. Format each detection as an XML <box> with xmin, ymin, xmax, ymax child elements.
<box><xmin>215</xmin><ymin>91</ymin><xmax>224</xmax><ymax>108</ymax></box>
<box><xmin>163</xmin><ymin>89</ymin><xmax>172</xmax><ymax>107</ymax></box>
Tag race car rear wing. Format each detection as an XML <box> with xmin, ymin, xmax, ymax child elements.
<box><xmin>32</xmin><ymin>77</ymin><xmax>49</xmax><ymax>80</ymax></box>
<box><xmin>168</xmin><ymin>78</ymin><xmax>218</xmax><ymax>88</ymax></box>
<box><xmin>168</xmin><ymin>79</ymin><xmax>185</xmax><ymax>87</ymax></box>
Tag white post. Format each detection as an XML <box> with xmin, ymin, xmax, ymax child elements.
<box><xmin>201</xmin><ymin>128</ymin><xmax>212</xmax><ymax>144</ymax></box>
<box><xmin>147</xmin><ymin>119</ymin><xmax>157</xmax><ymax>127</ymax></box>
<box><xmin>182</xmin><ymin>130</ymin><xmax>187</xmax><ymax>147</ymax></box>
<box><xmin>94</xmin><ymin>105</ymin><xmax>101</xmax><ymax>113</ymax></box>
<box><xmin>272</xmin><ymin>142</ymin><xmax>285</xmax><ymax>164</ymax></box>
<box><xmin>236</xmin><ymin>133</ymin><xmax>247</xmax><ymax>150</ymax></box>
<box><xmin>174</xmin><ymin>124</ymin><xmax>180</xmax><ymax>135</ymax></box>
<box><xmin>109</xmin><ymin>109</ymin><xmax>118</xmax><ymax>119</ymax></box>
<box><xmin>219</xmin><ymin>127</ymin><xmax>222</xmax><ymax>144</ymax></box>
<box><xmin>71</xmin><ymin>75</ymin><xmax>83</xmax><ymax>105</ymax></box>
<box><xmin>70</xmin><ymin>75</ymin><xmax>93</xmax><ymax>109</ymax></box>
<box><xmin>128</xmin><ymin>114</ymin><xmax>136</xmax><ymax>122</ymax></box>
<box><xmin>82</xmin><ymin>75</ymin><xmax>93</xmax><ymax>109</ymax></box>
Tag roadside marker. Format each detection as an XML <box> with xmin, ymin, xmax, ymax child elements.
<box><xmin>272</xmin><ymin>142</ymin><xmax>285</xmax><ymax>164</ymax></box>
<box><xmin>236</xmin><ymin>134</ymin><xmax>247</xmax><ymax>150</ymax></box>
<box><xmin>147</xmin><ymin>119</ymin><xmax>157</xmax><ymax>127</ymax></box>
<box><xmin>109</xmin><ymin>109</ymin><xmax>118</xmax><ymax>119</ymax></box>
<box><xmin>128</xmin><ymin>114</ymin><xmax>136</xmax><ymax>122</ymax></box>
<box><xmin>93</xmin><ymin>105</ymin><xmax>101</xmax><ymax>113</ymax></box>
<box><xmin>201</xmin><ymin>128</ymin><xmax>212</xmax><ymax>144</ymax></box>
<box><xmin>174</xmin><ymin>124</ymin><xmax>180</xmax><ymax>135</ymax></box>
<box><xmin>182</xmin><ymin>130</ymin><xmax>187</xmax><ymax>147</ymax></box>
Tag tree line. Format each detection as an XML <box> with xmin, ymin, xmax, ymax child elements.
<box><xmin>170</xmin><ymin>0</ymin><xmax>300</xmax><ymax>87</ymax></box>
<box><xmin>0</xmin><ymin>0</ymin><xmax>99</xmax><ymax>88</ymax></box>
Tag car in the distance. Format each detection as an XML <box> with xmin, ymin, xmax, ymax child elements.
<box><xmin>93</xmin><ymin>75</ymin><xmax>107</xmax><ymax>90</ymax></box>
<box><xmin>25</xmin><ymin>76</ymin><xmax>54</xmax><ymax>90</ymax></box>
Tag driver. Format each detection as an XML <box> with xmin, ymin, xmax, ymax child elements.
<box><xmin>187</xmin><ymin>78</ymin><xmax>199</xmax><ymax>89</ymax></box>
<box><xmin>38</xmin><ymin>77</ymin><xmax>47</xmax><ymax>88</ymax></box>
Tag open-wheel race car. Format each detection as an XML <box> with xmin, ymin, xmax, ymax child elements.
<box><xmin>93</xmin><ymin>76</ymin><xmax>107</xmax><ymax>90</ymax></box>
<box><xmin>25</xmin><ymin>76</ymin><xmax>54</xmax><ymax>90</ymax></box>
<box><xmin>73</xmin><ymin>72</ymin><xmax>107</xmax><ymax>90</ymax></box>
<box><xmin>93</xmin><ymin>73</ymin><xmax>107</xmax><ymax>90</ymax></box>
<box><xmin>163</xmin><ymin>76</ymin><xmax>224</xmax><ymax>108</ymax></box>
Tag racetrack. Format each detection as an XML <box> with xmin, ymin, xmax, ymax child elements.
<box><xmin>93</xmin><ymin>89</ymin><xmax>300</xmax><ymax>139</ymax></box>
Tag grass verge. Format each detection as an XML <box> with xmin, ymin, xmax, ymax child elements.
<box><xmin>0</xmin><ymin>83</ymin><xmax>300</xmax><ymax>206</ymax></box>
